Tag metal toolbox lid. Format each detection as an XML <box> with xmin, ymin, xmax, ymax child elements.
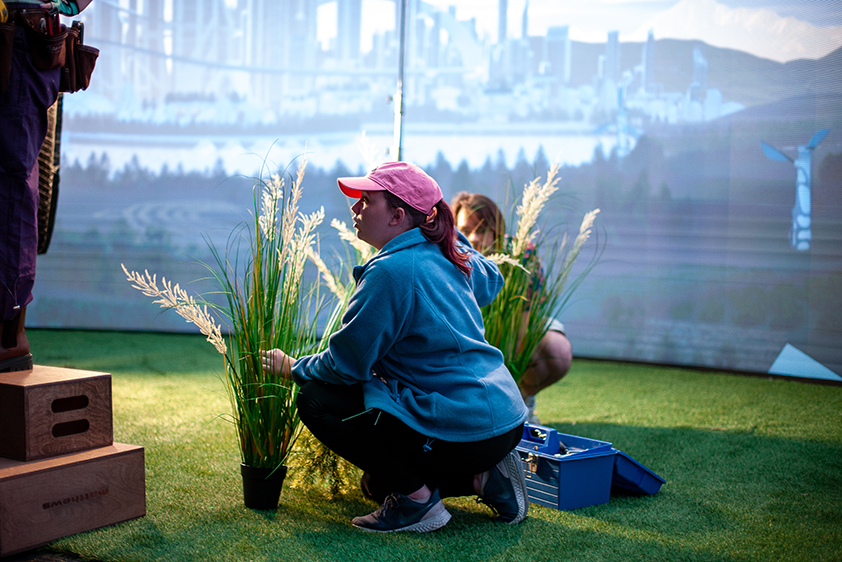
<box><xmin>611</xmin><ymin>448</ymin><xmax>665</xmax><ymax>495</ymax></box>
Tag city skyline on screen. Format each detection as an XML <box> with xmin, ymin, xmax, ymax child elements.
<box><xmin>31</xmin><ymin>0</ymin><xmax>841</xmax><ymax>381</ymax></box>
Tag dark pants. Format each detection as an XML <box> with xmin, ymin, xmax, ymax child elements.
<box><xmin>297</xmin><ymin>380</ymin><xmax>524</xmax><ymax>499</ymax></box>
<box><xmin>0</xmin><ymin>21</ymin><xmax>60</xmax><ymax>320</ymax></box>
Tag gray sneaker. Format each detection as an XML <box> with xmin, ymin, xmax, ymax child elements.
<box><xmin>478</xmin><ymin>449</ymin><xmax>529</xmax><ymax>524</ymax></box>
<box><xmin>352</xmin><ymin>488</ymin><xmax>452</xmax><ymax>533</ymax></box>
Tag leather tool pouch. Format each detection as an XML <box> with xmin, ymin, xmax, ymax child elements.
<box><xmin>0</xmin><ymin>22</ymin><xmax>15</xmax><ymax>94</ymax></box>
<box><xmin>60</xmin><ymin>22</ymin><xmax>98</xmax><ymax>92</ymax></box>
<box><xmin>19</xmin><ymin>11</ymin><xmax>68</xmax><ymax>71</ymax></box>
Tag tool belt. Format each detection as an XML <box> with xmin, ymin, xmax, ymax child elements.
<box><xmin>0</xmin><ymin>8</ymin><xmax>98</xmax><ymax>95</ymax></box>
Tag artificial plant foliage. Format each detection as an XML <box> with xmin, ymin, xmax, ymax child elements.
<box><xmin>482</xmin><ymin>162</ymin><xmax>601</xmax><ymax>384</ymax></box>
<box><xmin>123</xmin><ymin>157</ymin><xmax>325</xmax><ymax>472</ymax></box>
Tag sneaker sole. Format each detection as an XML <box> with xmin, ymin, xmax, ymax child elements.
<box><xmin>353</xmin><ymin>502</ymin><xmax>452</xmax><ymax>533</ymax></box>
<box><xmin>501</xmin><ymin>450</ymin><xmax>529</xmax><ymax>524</ymax></box>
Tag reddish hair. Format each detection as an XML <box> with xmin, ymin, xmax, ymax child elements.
<box><xmin>383</xmin><ymin>192</ymin><xmax>472</xmax><ymax>277</ymax></box>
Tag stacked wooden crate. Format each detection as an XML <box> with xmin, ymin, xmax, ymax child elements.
<box><xmin>0</xmin><ymin>366</ymin><xmax>146</xmax><ymax>557</ymax></box>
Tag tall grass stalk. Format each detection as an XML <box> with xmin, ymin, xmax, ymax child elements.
<box><xmin>482</xmin><ymin>163</ymin><xmax>602</xmax><ymax>384</ymax></box>
<box><xmin>123</xmin><ymin>157</ymin><xmax>325</xmax><ymax>472</ymax></box>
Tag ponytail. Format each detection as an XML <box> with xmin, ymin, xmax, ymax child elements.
<box><xmin>383</xmin><ymin>193</ymin><xmax>472</xmax><ymax>277</ymax></box>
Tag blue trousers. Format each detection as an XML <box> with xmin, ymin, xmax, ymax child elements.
<box><xmin>0</xmin><ymin>22</ymin><xmax>60</xmax><ymax>320</ymax></box>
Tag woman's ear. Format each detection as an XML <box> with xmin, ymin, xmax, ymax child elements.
<box><xmin>390</xmin><ymin>206</ymin><xmax>406</xmax><ymax>226</ymax></box>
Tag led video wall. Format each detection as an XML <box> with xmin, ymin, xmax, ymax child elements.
<box><xmin>31</xmin><ymin>0</ymin><xmax>842</xmax><ymax>381</ymax></box>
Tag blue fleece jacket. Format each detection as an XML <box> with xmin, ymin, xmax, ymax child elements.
<box><xmin>292</xmin><ymin>228</ymin><xmax>527</xmax><ymax>442</ymax></box>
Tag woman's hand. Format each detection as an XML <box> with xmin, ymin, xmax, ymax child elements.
<box><xmin>259</xmin><ymin>349</ymin><xmax>295</xmax><ymax>376</ymax></box>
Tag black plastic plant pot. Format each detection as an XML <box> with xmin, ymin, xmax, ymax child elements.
<box><xmin>240</xmin><ymin>463</ymin><xmax>288</xmax><ymax>510</ymax></box>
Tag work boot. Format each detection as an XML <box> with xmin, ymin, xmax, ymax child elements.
<box><xmin>0</xmin><ymin>307</ymin><xmax>33</xmax><ymax>372</ymax></box>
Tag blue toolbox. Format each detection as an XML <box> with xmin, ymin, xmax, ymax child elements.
<box><xmin>516</xmin><ymin>424</ymin><xmax>665</xmax><ymax>511</ymax></box>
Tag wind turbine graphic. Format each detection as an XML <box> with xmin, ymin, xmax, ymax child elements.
<box><xmin>761</xmin><ymin>129</ymin><xmax>830</xmax><ymax>251</ymax></box>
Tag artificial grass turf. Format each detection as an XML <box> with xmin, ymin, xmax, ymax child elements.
<box><xmin>22</xmin><ymin>329</ymin><xmax>842</xmax><ymax>562</ymax></box>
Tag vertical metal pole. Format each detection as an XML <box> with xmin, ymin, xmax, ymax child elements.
<box><xmin>391</xmin><ymin>0</ymin><xmax>407</xmax><ymax>162</ymax></box>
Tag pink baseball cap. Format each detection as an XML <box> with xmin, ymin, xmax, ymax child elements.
<box><xmin>337</xmin><ymin>161</ymin><xmax>443</xmax><ymax>214</ymax></box>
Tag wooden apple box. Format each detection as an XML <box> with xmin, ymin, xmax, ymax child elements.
<box><xmin>0</xmin><ymin>365</ymin><xmax>113</xmax><ymax>461</ymax></box>
<box><xmin>0</xmin><ymin>443</ymin><xmax>146</xmax><ymax>557</ymax></box>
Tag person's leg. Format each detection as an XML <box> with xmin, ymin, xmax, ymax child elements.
<box><xmin>424</xmin><ymin>424</ymin><xmax>523</xmax><ymax>498</ymax></box>
<box><xmin>0</xmin><ymin>161</ymin><xmax>38</xmax><ymax>319</ymax></box>
<box><xmin>0</xmin><ymin>24</ymin><xmax>60</xmax><ymax>371</ymax></box>
<box><xmin>519</xmin><ymin>330</ymin><xmax>572</xmax><ymax>397</ymax></box>
<box><xmin>299</xmin><ymin>381</ymin><xmax>517</xmax><ymax>498</ymax></box>
<box><xmin>298</xmin><ymin>382</ymin><xmax>528</xmax><ymax>528</ymax></box>
<box><xmin>0</xmin><ymin>124</ymin><xmax>40</xmax><ymax>371</ymax></box>
<box><xmin>518</xmin><ymin>329</ymin><xmax>572</xmax><ymax>423</ymax></box>
<box><xmin>296</xmin><ymin>380</ymin><xmax>430</xmax><ymax>496</ymax></box>
<box><xmin>417</xmin><ymin>423</ymin><xmax>528</xmax><ymax>524</ymax></box>
<box><xmin>360</xmin><ymin>421</ymin><xmax>529</xmax><ymax>524</ymax></box>
<box><xmin>297</xmin><ymin>380</ymin><xmax>454</xmax><ymax>532</ymax></box>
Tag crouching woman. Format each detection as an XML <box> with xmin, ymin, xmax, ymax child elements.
<box><xmin>261</xmin><ymin>162</ymin><xmax>528</xmax><ymax>532</ymax></box>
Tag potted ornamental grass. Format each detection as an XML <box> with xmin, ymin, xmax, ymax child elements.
<box><xmin>482</xmin><ymin>161</ymin><xmax>602</xmax><ymax>384</ymax></box>
<box><xmin>123</xmin><ymin>157</ymin><xmax>326</xmax><ymax>509</ymax></box>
